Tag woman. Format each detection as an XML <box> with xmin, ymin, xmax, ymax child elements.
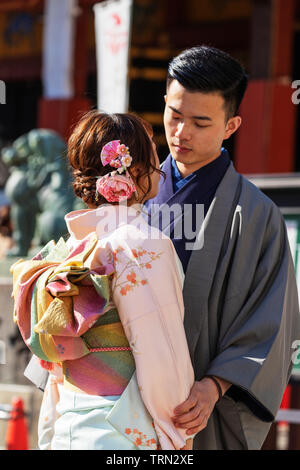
<box><xmin>11</xmin><ymin>111</ymin><xmax>195</xmax><ymax>450</ymax></box>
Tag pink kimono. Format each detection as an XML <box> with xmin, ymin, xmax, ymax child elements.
<box><xmin>13</xmin><ymin>203</ymin><xmax>195</xmax><ymax>450</ymax></box>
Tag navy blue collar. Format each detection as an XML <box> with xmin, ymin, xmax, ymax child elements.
<box><xmin>146</xmin><ymin>148</ymin><xmax>231</xmax><ymax>272</ymax></box>
<box><xmin>148</xmin><ymin>147</ymin><xmax>230</xmax><ymax>208</ymax></box>
<box><xmin>171</xmin><ymin>158</ymin><xmax>194</xmax><ymax>192</ymax></box>
<box><xmin>171</xmin><ymin>147</ymin><xmax>229</xmax><ymax>194</ymax></box>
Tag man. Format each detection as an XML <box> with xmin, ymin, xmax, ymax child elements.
<box><xmin>145</xmin><ymin>45</ymin><xmax>300</xmax><ymax>449</ymax></box>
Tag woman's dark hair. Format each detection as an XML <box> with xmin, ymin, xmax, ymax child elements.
<box><xmin>167</xmin><ymin>45</ymin><xmax>248</xmax><ymax>119</ymax></box>
<box><xmin>67</xmin><ymin>110</ymin><xmax>163</xmax><ymax>206</ymax></box>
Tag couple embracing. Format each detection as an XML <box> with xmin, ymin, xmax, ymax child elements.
<box><xmin>12</xmin><ymin>45</ymin><xmax>300</xmax><ymax>450</ymax></box>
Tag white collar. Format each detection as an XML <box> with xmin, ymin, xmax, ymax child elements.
<box><xmin>65</xmin><ymin>203</ymin><xmax>147</xmax><ymax>240</ymax></box>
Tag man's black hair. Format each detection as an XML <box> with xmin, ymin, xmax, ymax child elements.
<box><xmin>167</xmin><ymin>45</ymin><xmax>248</xmax><ymax>119</ymax></box>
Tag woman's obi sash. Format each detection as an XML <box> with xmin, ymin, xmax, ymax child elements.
<box><xmin>10</xmin><ymin>233</ymin><xmax>135</xmax><ymax>395</ymax></box>
<box><xmin>63</xmin><ymin>308</ymin><xmax>136</xmax><ymax>396</ymax></box>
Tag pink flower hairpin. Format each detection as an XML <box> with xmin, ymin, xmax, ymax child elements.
<box><xmin>96</xmin><ymin>140</ymin><xmax>137</xmax><ymax>203</ymax></box>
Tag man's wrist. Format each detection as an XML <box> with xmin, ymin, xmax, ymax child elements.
<box><xmin>202</xmin><ymin>375</ymin><xmax>232</xmax><ymax>402</ymax></box>
<box><xmin>202</xmin><ymin>375</ymin><xmax>223</xmax><ymax>402</ymax></box>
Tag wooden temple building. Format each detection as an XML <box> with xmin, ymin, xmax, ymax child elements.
<box><xmin>0</xmin><ymin>0</ymin><xmax>299</xmax><ymax>173</ymax></box>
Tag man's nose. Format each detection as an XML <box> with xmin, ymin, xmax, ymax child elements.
<box><xmin>175</xmin><ymin>121</ymin><xmax>191</xmax><ymax>140</ymax></box>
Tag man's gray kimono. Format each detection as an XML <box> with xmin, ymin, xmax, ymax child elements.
<box><xmin>24</xmin><ymin>162</ymin><xmax>300</xmax><ymax>450</ymax></box>
<box><xmin>182</xmin><ymin>163</ymin><xmax>300</xmax><ymax>449</ymax></box>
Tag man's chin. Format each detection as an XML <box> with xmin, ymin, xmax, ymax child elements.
<box><xmin>171</xmin><ymin>150</ymin><xmax>219</xmax><ymax>167</ymax></box>
<box><xmin>171</xmin><ymin>151</ymin><xmax>195</xmax><ymax>165</ymax></box>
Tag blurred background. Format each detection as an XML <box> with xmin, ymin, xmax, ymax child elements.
<box><xmin>0</xmin><ymin>0</ymin><xmax>299</xmax><ymax>450</ymax></box>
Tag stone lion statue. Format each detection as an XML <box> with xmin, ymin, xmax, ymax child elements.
<box><xmin>2</xmin><ymin>129</ymin><xmax>83</xmax><ymax>257</ymax></box>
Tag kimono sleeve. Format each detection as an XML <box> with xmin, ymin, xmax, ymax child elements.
<box><xmin>24</xmin><ymin>354</ymin><xmax>49</xmax><ymax>391</ymax></box>
<box><xmin>110</xmin><ymin>231</ymin><xmax>194</xmax><ymax>450</ymax></box>
<box><xmin>205</xmin><ymin>205</ymin><xmax>300</xmax><ymax>421</ymax></box>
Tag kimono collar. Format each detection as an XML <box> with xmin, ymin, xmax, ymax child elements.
<box><xmin>171</xmin><ymin>147</ymin><xmax>229</xmax><ymax>192</ymax></box>
<box><xmin>65</xmin><ymin>204</ymin><xmax>145</xmax><ymax>240</ymax></box>
<box><xmin>149</xmin><ymin>148</ymin><xmax>230</xmax><ymax>209</ymax></box>
<box><xmin>171</xmin><ymin>158</ymin><xmax>194</xmax><ymax>192</ymax></box>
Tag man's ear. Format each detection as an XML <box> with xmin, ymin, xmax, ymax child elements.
<box><xmin>164</xmin><ymin>94</ymin><xmax>167</xmax><ymax>103</ymax></box>
<box><xmin>224</xmin><ymin>116</ymin><xmax>242</xmax><ymax>140</ymax></box>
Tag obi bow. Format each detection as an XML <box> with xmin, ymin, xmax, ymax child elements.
<box><xmin>11</xmin><ymin>233</ymin><xmax>114</xmax><ymax>363</ymax></box>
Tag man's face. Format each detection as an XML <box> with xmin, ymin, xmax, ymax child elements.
<box><xmin>163</xmin><ymin>80</ymin><xmax>241</xmax><ymax>174</ymax></box>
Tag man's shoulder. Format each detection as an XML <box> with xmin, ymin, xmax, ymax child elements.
<box><xmin>238</xmin><ymin>171</ymin><xmax>282</xmax><ymax>220</ymax></box>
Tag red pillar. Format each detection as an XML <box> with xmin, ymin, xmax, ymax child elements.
<box><xmin>38</xmin><ymin>4</ymin><xmax>92</xmax><ymax>141</ymax></box>
<box><xmin>235</xmin><ymin>0</ymin><xmax>296</xmax><ymax>174</ymax></box>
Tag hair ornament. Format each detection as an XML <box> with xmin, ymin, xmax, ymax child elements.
<box><xmin>96</xmin><ymin>140</ymin><xmax>137</xmax><ymax>203</ymax></box>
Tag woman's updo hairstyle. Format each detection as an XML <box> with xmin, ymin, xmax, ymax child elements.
<box><xmin>67</xmin><ymin>110</ymin><xmax>162</xmax><ymax>206</ymax></box>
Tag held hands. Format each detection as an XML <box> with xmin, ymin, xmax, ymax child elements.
<box><xmin>172</xmin><ymin>376</ymin><xmax>230</xmax><ymax>437</ymax></box>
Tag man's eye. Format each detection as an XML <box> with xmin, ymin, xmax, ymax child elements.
<box><xmin>195</xmin><ymin>123</ymin><xmax>209</xmax><ymax>128</ymax></box>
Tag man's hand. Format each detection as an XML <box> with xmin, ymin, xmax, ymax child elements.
<box><xmin>180</xmin><ymin>438</ymin><xmax>193</xmax><ymax>450</ymax></box>
<box><xmin>172</xmin><ymin>376</ymin><xmax>231</xmax><ymax>436</ymax></box>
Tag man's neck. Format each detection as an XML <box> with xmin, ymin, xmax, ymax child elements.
<box><xmin>174</xmin><ymin>151</ymin><xmax>222</xmax><ymax>178</ymax></box>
